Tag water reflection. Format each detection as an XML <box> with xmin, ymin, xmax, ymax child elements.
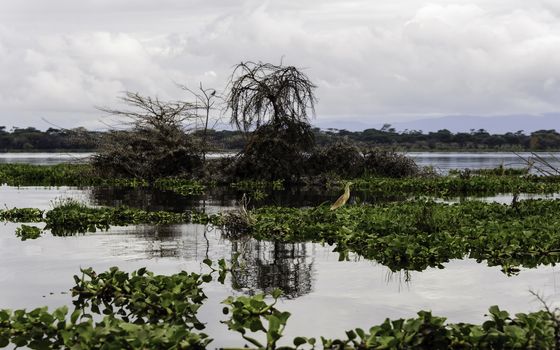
<box><xmin>88</xmin><ymin>185</ymin><xmax>406</xmax><ymax>211</ymax></box>
<box><xmin>90</xmin><ymin>185</ymin><xmax>336</xmax><ymax>210</ymax></box>
<box><xmin>99</xmin><ymin>224</ymin><xmax>229</xmax><ymax>262</ymax></box>
<box><xmin>231</xmin><ymin>239</ymin><xmax>314</xmax><ymax>298</ymax></box>
<box><xmin>96</xmin><ymin>224</ymin><xmax>316</xmax><ymax>298</ymax></box>
<box><xmin>91</xmin><ymin>187</ymin><xmax>209</xmax><ymax>212</ymax></box>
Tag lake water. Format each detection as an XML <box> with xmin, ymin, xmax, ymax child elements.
<box><xmin>1</xmin><ymin>154</ymin><xmax>560</xmax><ymax>347</ymax></box>
<box><xmin>408</xmin><ymin>151</ymin><xmax>560</xmax><ymax>173</ymax></box>
<box><xmin>1</xmin><ymin>184</ymin><xmax>560</xmax><ymax>347</ymax></box>
<box><xmin>0</xmin><ymin>152</ymin><xmax>93</xmax><ymax>165</ymax></box>
<box><xmin>2</xmin><ymin>151</ymin><xmax>559</xmax><ymax>174</ymax></box>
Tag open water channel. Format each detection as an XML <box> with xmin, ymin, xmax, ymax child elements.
<box><xmin>1</xmin><ymin>152</ymin><xmax>560</xmax><ymax>347</ymax></box>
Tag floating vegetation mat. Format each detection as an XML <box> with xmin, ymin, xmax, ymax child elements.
<box><xmin>0</xmin><ymin>201</ymin><xmax>209</xmax><ymax>238</ymax></box>
<box><xmin>0</xmin><ymin>164</ymin><xmax>205</xmax><ymax>196</ymax></box>
<box><xmin>3</xmin><ymin>164</ymin><xmax>560</xmax><ymax>198</ymax></box>
<box><xmin>348</xmin><ymin>175</ymin><xmax>560</xmax><ymax>196</ymax></box>
<box><xmin>229</xmin><ymin>199</ymin><xmax>560</xmax><ymax>274</ymax></box>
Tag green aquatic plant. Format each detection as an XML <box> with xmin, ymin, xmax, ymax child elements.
<box><xmin>449</xmin><ymin>166</ymin><xmax>529</xmax><ymax>176</ymax></box>
<box><xmin>230</xmin><ymin>179</ymin><xmax>285</xmax><ymax>201</ymax></box>
<box><xmin>222</xmin><ymin>289</ymin><xmax>290</xmax><ymax>349</ymax></box>
<box><xmin>44</xmin><ymin>201</ymin><xmax>192</xmax><ymax>235</ymax></box>
<box><xmin>0</xmin><ymin>208</ymin><xmax>43</xmax><ymax>222</ymax></box>
<box><xmin>71</xmin><ymin>267</ymin><xmax>210</xmax><ymax>328</ymax></box>
<box><xmin>0</xmin><ymin>164</ymin><xmax>94</xmax><ymax>187</ymax></box>
<box><xmin>0</xmin><ymin>306</ymin><xmax>212</xmax><ymax>349</ymax></box>
<box><xmin>7</xmin><ymin>198</ymin><xmax>560</xmax><ymax>274</ymax></box>
<box><xmin>220</xmin><ymin>291</ymin><xmax>559</xmax><ymax>349</ymax></box>
<box><xmin>348</xmin><ymin>174</ymin><xmax>560</xmax><ymax>197</ymax></box>
<box><xmin>0</xmin><ymin>263</ymin><xmax>229</xmax><ymax>350</ymax></box>
<box><xmin>14</xmin><ymin>225</ymin><xmax>42</xmax><ymax>241</ymax></box>
<box><xmin>0</xmin><ymin>164</ymin><xmax>205</xmax><ymax>196</ymax></box>
<box><xmin>2</xmin><ymin>201</ymin><xmax>214</xmax><ymax>236</ymax></box>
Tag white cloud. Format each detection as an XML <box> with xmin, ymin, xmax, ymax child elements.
<box><xmin>0</xmin><ymin>0</ymin><xmax>559</xmax><ymax>129</ymax></box>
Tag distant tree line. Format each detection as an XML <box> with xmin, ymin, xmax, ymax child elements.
<box><xmin>312</xmin><ymin>126</ymin><xmax>560</xmax><ymax>151</ymax></box>
<box><xmin>1</xmin><ymin>124</ymin><xmax>559</xmax><ymax>152</ymax></box>
<box><xmin>0</xmin><ymin>126</ymin><xmax>99</xmax><ymax>151</ymax></box>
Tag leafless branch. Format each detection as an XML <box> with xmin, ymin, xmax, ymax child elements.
<box><xmin>97</xmin><ymin>91</ymin><xmax>196</xmax><ymax>132</ymax></box>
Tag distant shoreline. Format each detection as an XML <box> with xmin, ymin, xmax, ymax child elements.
<box><xmin>1</xmin><ymin>149</ymin><xmax>560</xmax><ymax>154</ymax></box>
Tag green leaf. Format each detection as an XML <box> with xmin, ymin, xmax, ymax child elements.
<box><xmin>272</xmin><ymin>289</ymin><xmax>283</xmax><ymax>299</ymax></box>
<box><xmin>71</xmin><ymin>309</ymin><xmax>81</xmax><ymax>324</ymax></box>
<box><xmin>0</xmin><ymin>336</ymin><xmax>9</xmax><ymax>348</ymax></box>
<box><xmin>293</xmin><ymin>336</ymin><xmax>307</xmax><ymax>347</ymax></box>
<box><xmin>53</xmin><ymin>306</ymin><xmax>68</xmax><ymax>321</ymax></box>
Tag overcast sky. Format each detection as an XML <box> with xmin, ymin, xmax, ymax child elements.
<box><xmin>1</xmin><ymin>0</ymin><xmax>559</xmax><ymax>130</ymax></box>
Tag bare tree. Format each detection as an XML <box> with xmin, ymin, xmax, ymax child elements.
<box><xmin>98</xmin><ymin>92</ymin><xmax>194</xmax><ymax>132</ymax></box>
<box><xmin>179</xmin><ymin>83</ymin><xmax>223</xmax><ymax>162</ymax></box>
<box><xmin>224</xmin><ymin>61</ymin><xmax>318</xmax><ymax>180</ymax></box>
<box><xmin>93</xmin><ymin>92</ymin><xmax>202</xmax><ymax>180</ymax></box>
<box><xmin>226</xmin><ymin>61</ymin><xmax>317</xmax><ymax>134</ymax></box>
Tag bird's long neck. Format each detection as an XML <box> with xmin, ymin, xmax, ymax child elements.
<box><xmin>344</xmin><ymin>184</ymin><xmax>350</xmax><ymax>195</ymax></box>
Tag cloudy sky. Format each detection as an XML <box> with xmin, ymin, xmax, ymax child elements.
<box><xmin>1</xmin><ymin>0</ymin><xmax>559</xmax><ymax>130</ymax></box>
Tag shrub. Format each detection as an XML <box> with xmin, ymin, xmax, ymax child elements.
<box><xmin>229</xmin><ymin>121</ymin><xmax>313</xmax><ymax>181</ymax></box>
<box><xmin>307</xmin><ymin>141</ymin><xmax>364</xmax><ymax>177</ymax></box>
<box><xmin>93</xmin><ymin>129</ymin><xmax>202</xmax><ymax>180</ymax></box>
<box><xmin>92</xmin><ymin>92</ymin><xmax>202</xmax><ymax>180</ymax></box>
<box><xmin>363</xmin><ymin>149</ymin><xmax>419</xmax><ymax>178</ymax></box>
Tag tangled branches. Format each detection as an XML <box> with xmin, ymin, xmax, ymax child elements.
<box><xmin>226</xmin><ymin>61</ymin><xmax>317</xmax><ymax>133</ymax></box>
<box><xmin>93</xmin><ymin>92</ymin><xmax>202</xmax><ymax>180</ymax></box>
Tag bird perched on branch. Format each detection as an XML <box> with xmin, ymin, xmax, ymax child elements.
<box><xmin>330</xmin><ymin>182</ymin><xmax>352</xmax><ymax>210</ymax></box>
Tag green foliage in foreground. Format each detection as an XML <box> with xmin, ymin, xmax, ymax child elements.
<box><xmin>71</xmin><ymin>267</ymin><xmax>210</xmax><ymax>329</ymax></box>
<box><xmin>1</xmin><ymin>266</ymin><xmax>559</xmax><ymax>349</ymax></box>
<box><xmin>0</xmin><ymin>265</ymin><xmax>221</xmax><ymax>349</ymax></box>
<box><xmin>223</xmin><ymin>291</ymin><xmax>558</xmax><ymax>350</ymax></box>
<box><xmin>228</xmin><ymin>199</ymin><xmax>560</xmax><ymax>274</ymax></box>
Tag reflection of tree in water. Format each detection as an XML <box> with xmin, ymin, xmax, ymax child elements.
<box><xmin>104</xmin><ymin>224</ymin><xmax>228</xmax><ymax>261</ymax></box>
<box><xmin>88</xmin><ymin>185</ymin><xmax>406</xmax><ymax>214</ymax></box>
<box><xmin>89</xmin><ymin>187</ymin><xmax>203</xmax><ymax>212</ymax></box>
<box><xmin>230</xmin><ymin>238</ymin><xmax>314</xmax><ymax>299</ymax></box>
<box><xmin>385</xmin><ymin>269</ymin><xmax>412</xmax><ymax>292</ymax></box>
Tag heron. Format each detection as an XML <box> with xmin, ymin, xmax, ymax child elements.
<box><xmin>330</xmin><ymin>182</ymin><xmax>352</xmax><ymax>210</ymax></box>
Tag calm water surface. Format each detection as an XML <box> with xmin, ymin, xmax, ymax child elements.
<box><xmin>1</xmin><ymin>185</ymin><xmax>560</xmax><ymax>347</ymax></box>
<box><xmin>409</xmin><ymin>151</ymin><xmax>560</xmax><ymax>173</ymax></box>
<box><xmin>2</xmin><ymin>151</ymin><xmax>560</xmax><ymax>172</ymax></box>
<box><xmin>0</xmin><ymin>152</ymin><xmax>228</xmax><ymax>165</ymax></box>
<box><xmin>0</xmin><ymin>152</ymin><xmax>93</xmax><ymax>165</ymax></box>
